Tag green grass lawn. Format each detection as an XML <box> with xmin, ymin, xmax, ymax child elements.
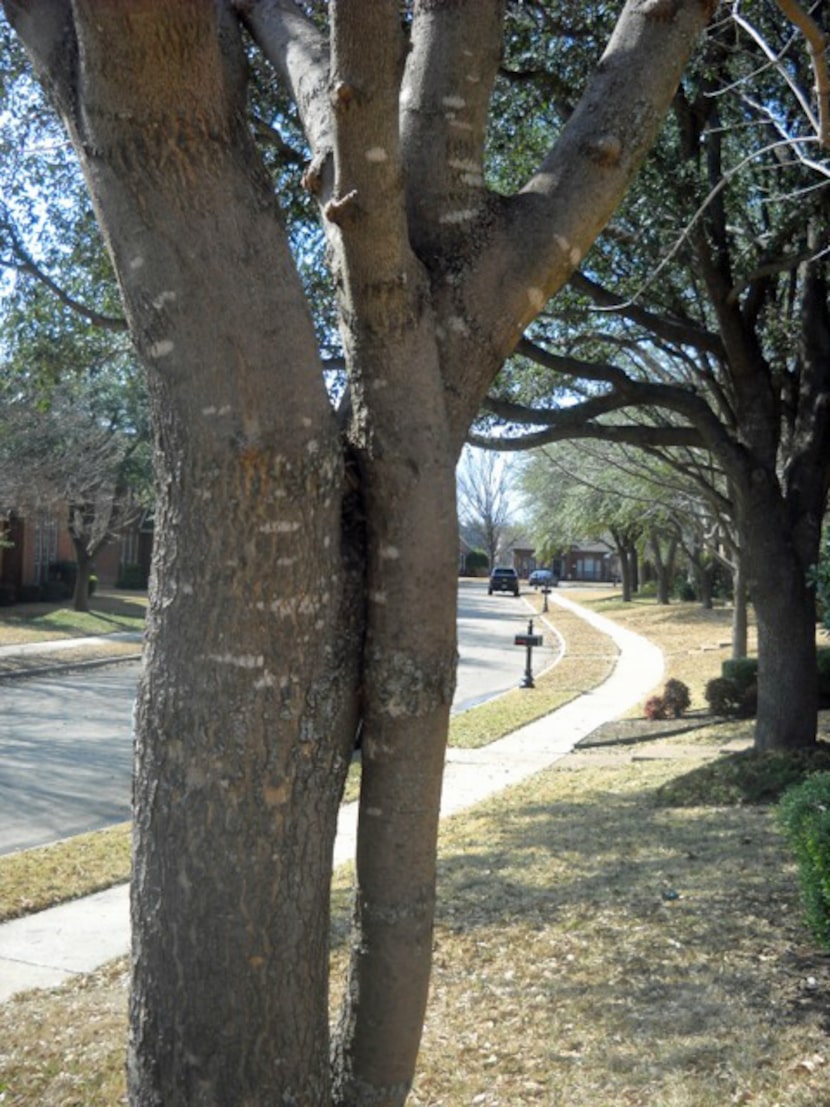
<box><xmin>0</xmin><ymin>590</ymin><xmax>147</xmax><ymax>646</ymax></box>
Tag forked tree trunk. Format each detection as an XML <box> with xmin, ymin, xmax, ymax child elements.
<box><xmin>7</xmin><ymin>2</ymin><xmax>718</xmax><ymax>1101</ymax></box>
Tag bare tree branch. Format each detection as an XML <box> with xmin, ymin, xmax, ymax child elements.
<box><xmin>770</xmin><ymin>0</ymin><xmax>829</xmax><ymax>148</ymax></box>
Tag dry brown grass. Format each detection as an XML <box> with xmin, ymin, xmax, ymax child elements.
<box><xmin>0</xmin><ymin>825</ymin><xmax>131</xmax><ymax>924</ymax></box>
<box><xmin>579</xmin><ymin>590</ymin><xmax>756</xmax><ymax>713</ymax></box>
<box><xmin>3</xmin><ymin>591</ymin><xmax>829</xmax><ymax>1104</ymax></box>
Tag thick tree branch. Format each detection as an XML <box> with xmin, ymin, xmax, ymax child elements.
<box><xmin>233</xmin><ymin>0</ymin><xmax>334</xmax><ymax>198</ymax></box>
<box><xmin>469</xmin><ymin>422</ymin><xmax>703</xmax><ymax>452</ymax></box>
<box><xmin>401</xmin><ymin>0</ymin><xmax>504</xmax><ymax>255</ymax></box>
<box><xmin>568</xmin><ymin>271</ymin><xmax>724</xmax><ymax>356</ymax></box>
<box><xmin>492</xmin><ymin>1</ymin><xmax>716</xmax><ymax>341</ymax></box>
<box><xmin>499</xmin><ymin>334</ymin><xmax>747</xmax><ymax>471</ymax></box>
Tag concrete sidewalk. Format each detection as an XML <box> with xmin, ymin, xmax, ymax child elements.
<box><xmin>0</xmin><ymin>593</ymin><xmax>663</xmax><ymax>1004</ymax></box>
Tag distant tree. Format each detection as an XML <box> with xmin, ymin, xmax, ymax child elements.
<box><xmin>457</xmin><ymin>446</ymin><xmax>514</xmax><ymax>569</ymax></box>
<box><xmin>0</xmin><ymin>369</ymin><xmax>151</xmax><ymax>611</ymax></box>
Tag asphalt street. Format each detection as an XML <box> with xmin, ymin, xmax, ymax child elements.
<box><xmin>0</xmin><ymin>665</ymin><xmax>138</xmax><ymax>855</ymax></box>
<box><xmin>0</xmin><ymin>580</ymin><xmax>552</xmax><ymax>855</ymax></box>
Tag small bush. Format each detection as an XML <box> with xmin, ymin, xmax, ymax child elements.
<box><xmin>117</xmin><ymin>563</ymin><xmax>149</xmax><ymax>590</ymax></box>
<box><xmin>42</xmin><ymin>580</ymin><xmax>72</xmax><ymax>602</ymax></box>
<box><xmin>663</xmin><ymin>678</ymin><xmax>691</xmax><ymax>717</ymax></box>
<box><xmin>722</xmin><ymin>657</ymin><xmax>758</xmax><ymax>693</ymax></box>
<box><xmin>0</xmin><ymin>582</ymin><xmax>17</xmax><ymax>606</ymax></box>
<box><xmin>675</xmin><ymin>579</ymin><xmax>696</xmax><ymax>602</ymax></box>
<box><xmin>777</xmin><ymin>772</ymin><xmax>830</xmax><ymax>950</ymax></box>
<box><xmin>644</xmin><ymin>679</ymin><xmax>691</xmax><ymax>721</ymax></box>
<box><xmin>705</xmin><ymin>675</ymin><xmax>756</xmax><ymax>718</ymax></box>
<box><xmin>464</xmin><ymin>549</ymin><xmax>489</xmax><ymax>577</ymax></box>
<box><xmin>18</xmin><ymin>584</ymin><xmax>44</xmax><ymax>603</ymax></box>
<box><xmin>644</xmin><ymin>695</ymin><xmax>668</xmax><ymax>720</ymax></box>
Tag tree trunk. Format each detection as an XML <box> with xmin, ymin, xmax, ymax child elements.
<box><xmin>333</xmin><ymin>457</ymin><xmax>457</xmax><ymax>1106</ymax></box>
<box><xmin>751</xmin><ymin>563</ymin><xmax>818</xmax><ymax>751</ymax></box>
<box><xmin>650</xmin><ymin>534</ymin><xmax>677</xmax><ymax>605</ymax></box>
<box><xmin>71</xmin><ymin>543</ymin><xmax>93</xmax><ymax>614</ymax></box>
<box><xmin>610</xmin><ymin>529</ymin><xmax>635</xmax><ymax>602</ymax></box>
<box><xmin>740</xmin><ymin>480</ymin><xmax>819</xmax><ymax>750</ymax></box>
<box><xmin>731</xmin><ymin>557</ymin><xmax>748</xmax><ymax>660</ymax></box>
<box><xmin>130</xmin><ymin>422</ymin><xmax>357</xmax><ymax>1104</ymax></box>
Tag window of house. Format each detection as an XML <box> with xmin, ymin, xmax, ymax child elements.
<box><xmin>34</xmin><ymin>515</ymin><xmax>59</xmax><ymax>583</ymax></box>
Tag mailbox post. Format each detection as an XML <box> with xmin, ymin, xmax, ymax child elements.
<box><xmin>514</xmin><ymin>617</ymin><xmax>543</xmax><ymax>689</ymax></box>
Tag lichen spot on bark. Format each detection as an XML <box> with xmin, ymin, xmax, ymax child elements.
<box><xmin>207</xmin><ymin>653</ymin><xmax>265</xmax><ymax>669</ymax></box>
<box><xmin>148</xmin><ymin>339</ymin><xmax>174</xmax><ymax>358</ymax></box>
<box><xmin>442</xmin><ymin>95</ymin><xmax>466</xmax><ymax>109</ymax></box>
<box><xmin>365</xmin><ymin>147</ymin><xmax>388</xmax><ymax>162</ymax></box>
<box><xmin>527</xmin><ymin>286</ymin><xmax>546</xmax><ymax>313</ymax></box>
<box><xmin>439</xmin><ymin>209</ymin><xmax>477</xmax><ymax>224</ymax></box>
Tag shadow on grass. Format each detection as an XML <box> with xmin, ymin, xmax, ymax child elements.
<box><xmin>0</xmin><ymin>590</ymin><xmax>146</xmax><ymax>638</ymax></box>
<box><xmin>655</xmin><ymin>742</ymin><xmax>830</xmax><ymax>807</ymax></box>
<box><xmin>423</xmin><ymin>779</ymin><xmax>830</xmax><ymax>1044</ymax></box>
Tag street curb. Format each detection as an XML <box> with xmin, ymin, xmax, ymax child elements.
<box><xmin>0</xmin><ymin>653</ymin><xmax>143</xmax><ymax>682</ymax></box>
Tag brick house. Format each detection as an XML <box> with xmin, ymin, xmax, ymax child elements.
<box><xmin>0</xmin><ymin>505</ymin><xmax>153</xmax><ymax>602</ymax></box>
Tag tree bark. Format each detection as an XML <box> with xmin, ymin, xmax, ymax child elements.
<box><xmin>71</xmin><ymin>544</ymin><xmax>93</xmax><ymax>614</ymax></box>
<box><xmin>731</xmin><ymin>556</ymin><xmax>749</xmax><ymax>660</ymax></box>
<box><xmin>650</xmin><ymin>534</ymin><xmax>677</xmax><ymax>605</ymax></box>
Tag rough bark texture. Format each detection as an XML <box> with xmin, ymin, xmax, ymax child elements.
<box><xmin>5</xmin><ymin>1</ymin><xmax>714</xmax><ymax>1103</ymax></box>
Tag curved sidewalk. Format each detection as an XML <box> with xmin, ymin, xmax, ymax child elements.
<box><xmin>0</xmin><ymin>593</ymin><xmax>663</xmax><ymax>1004</ymax></box>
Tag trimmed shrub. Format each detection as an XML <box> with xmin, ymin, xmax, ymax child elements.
<box><xmin>663</xmin><ymin>678</ymin><xmax>691</xmax><ymax>717</ymax></box>
<box><xmin>117</xmin><ymin>563</ymin><xmax>149</xmax><ymax>590</ymax></box>
<box><xmin>49</xmin><ymin>559</ymin><xmax>77</xmax><ymax>589</ymax></box>
<box><xmin>0</xmin><ymin>582</ymin><xmax>17</xmax><ymax>606</ymax></box>
<box><xmin>644</xmin><ymin>679</ymin><xmax>691</xmax><ymax>721</ymax></box>
<box><xmin>722</xmin><ymin>657</ymin><xmax>758</xmax><ymax>693</ymax></box>
<box><xmin>42</xmin><ymin>580</ymin><xmax>72</xmax><ymax>602</ymax></box>
<box><xmin>705</xmin><ymin>675</ymin><xmax>756</xmax><ymax>718</ymax></box>
<box><xmin>18</xmin><ymin>584</ymin><xmax>44</xmax><ymax>603</ymax></box>
<box><xmin>464</xmin><ymin>549</ymin><xmax>489</xmax><ymax>577</ymax></box>
<box><xmin>675</xmin><ymin>579</ymin><xmax>696</xmax><ymax>602</ymax></box>
<box><xmin>777</xmin><ymin>773</ymin><xmax>830</xmax><ymax>950</ymax></box>
<box><xmin>644</xmin><ymin>694</ymin><xmax>668</xmax><ymax>720</ymax></box>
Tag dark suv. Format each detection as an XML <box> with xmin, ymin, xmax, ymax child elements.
<box><xmin>488</xmin><ymin>567</ymin><xmax>520</xmax><ymax>596</ymax></box>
